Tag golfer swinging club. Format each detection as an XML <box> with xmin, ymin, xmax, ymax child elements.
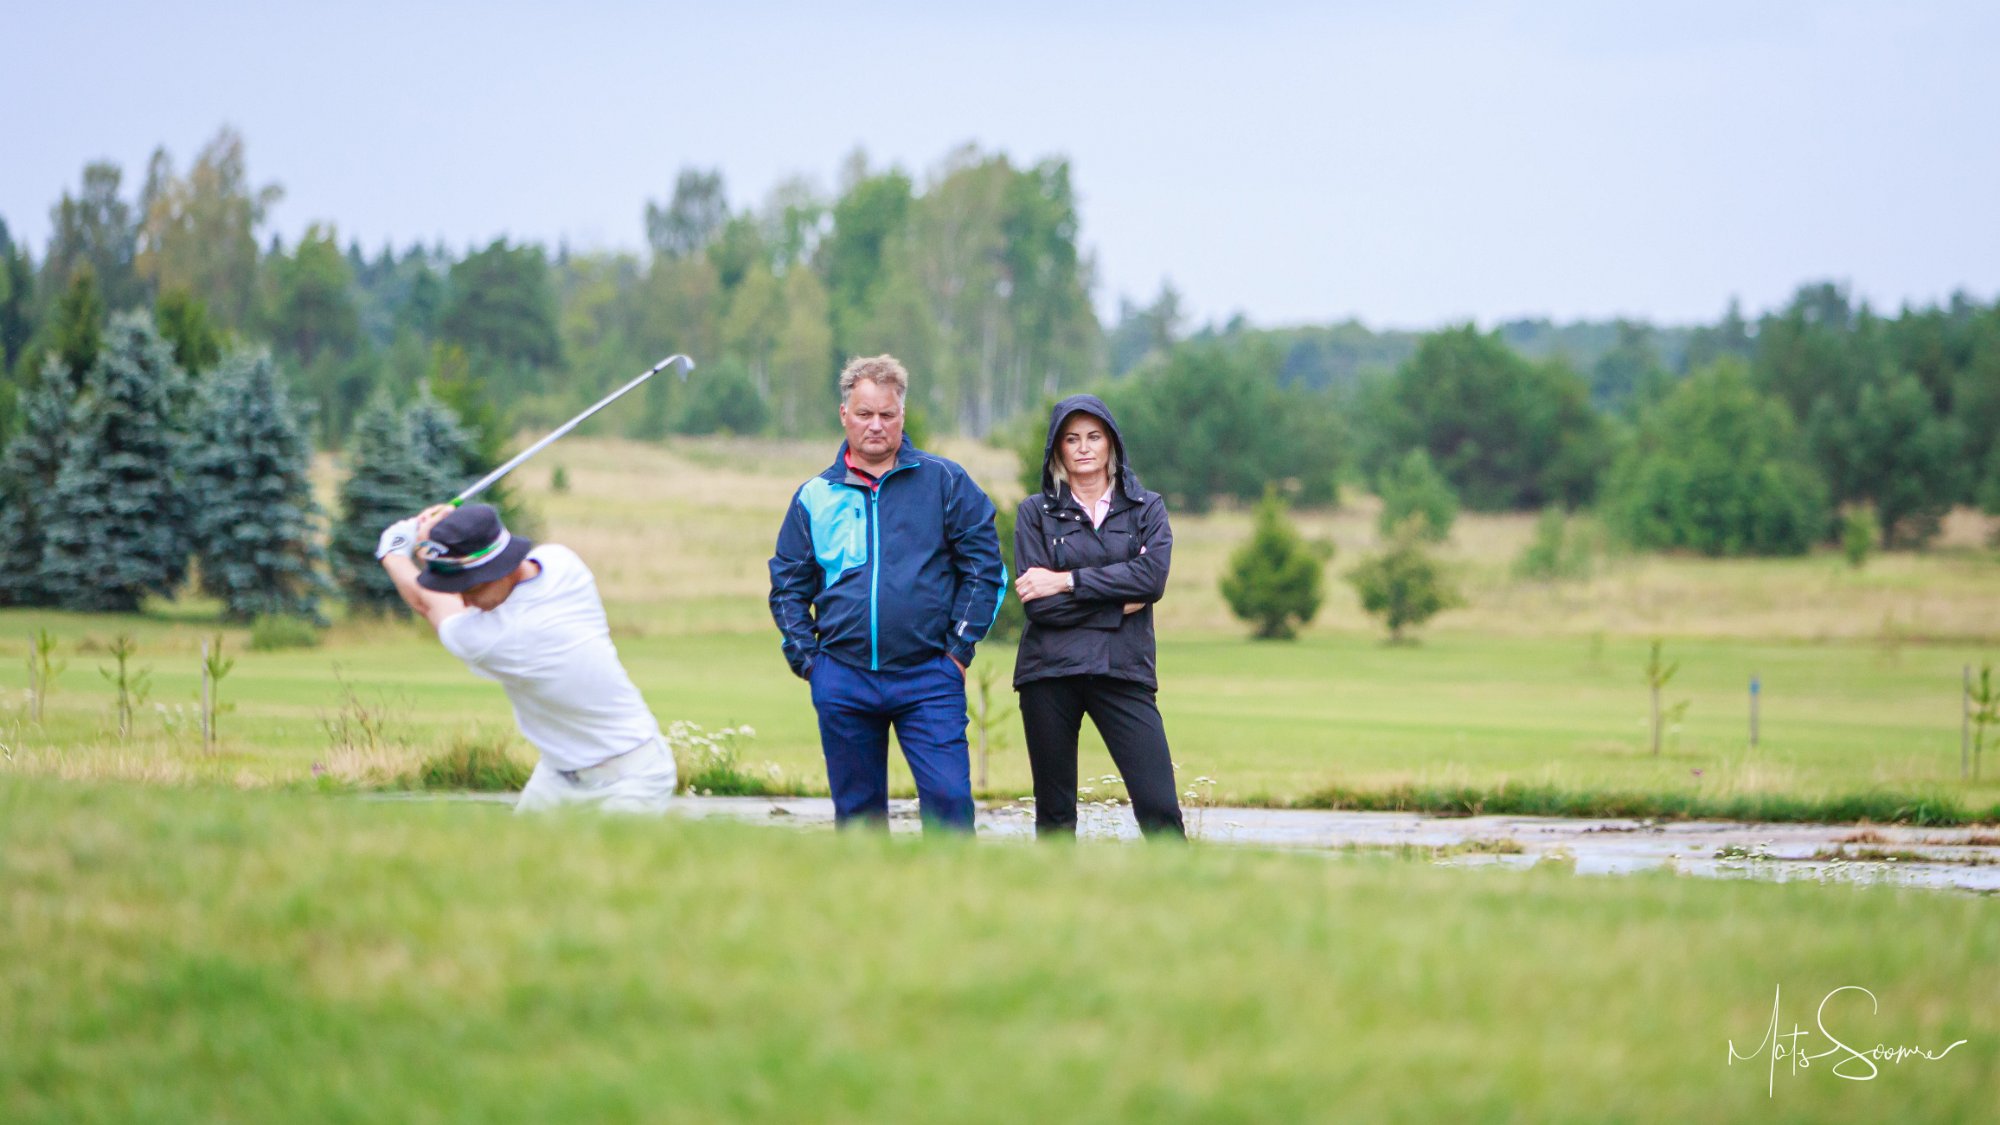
<box><xmin>378</xmin><ymin>502</ymin><xmax>677</xmax><ymax>812</ymax></box>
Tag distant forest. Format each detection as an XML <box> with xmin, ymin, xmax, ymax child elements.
<box><xmin>4</xmin><ymin>127</ymin><xmax>1997</xmax><ymax>558</ymax></box>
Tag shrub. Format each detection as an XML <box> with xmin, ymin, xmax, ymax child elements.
<box><xmin>1376</xmin><ymin>448</ymin><xmax>1457</xmax><ymax>542</ymax></box>
<box><xmin>418</xmin><ymin>731</ymin><xmax>533</xmax><ymax>791</ymax></box>
<box><xmin>1513</xmin><ymin>507</ymin><xmax>1593</xmax><ymax>583</ymax></box>
<box><xmin>550</xmin><ymin>464</ymin><xmax>570</xmax><ymax>493</ymax></box>
<box><xmin>676</xmin><ymin>360</ymin><xmax>769</xmax><ymax>435</ymax></box>
<box><xmin>1602</xmin><ymin>359</ymin><xmax>1828</xmax><ymax>556</ymax></box>
<box><xmin>249</xmin><ymin>614</ymin><xmax>323</xmax><ymax>651</ymax></box>
<box><xmin>1347</xmin><ymin>522</ymin><xmax>1463</xmax><ymax>642</ymax></box>
<box><xmin>1841</xmin><ymin>507</ymin><xmax>1877</xmax><ymax>569</ymax></box>
<box><xmin>1221</xmin><ymin>487</ymin><xmax>1332</xmax><ymax>640</ymax></box>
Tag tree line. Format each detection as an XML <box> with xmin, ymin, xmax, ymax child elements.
<box><xmin>4</xmin><ymin>127</ymin><xmax>1995</xmax><ymax>572</ymax></box>
<box><xmin>1093</xmin><ymin>282</ymin><xmax>1998</xmax><ymax>556</ymax></box>
<box><xmin>0</xmin><ymin>129</ymin><xmax>1103</xmax><ymax>456</ymax></box>
<box><xmin>0</xmin><ymin>299</ymin><xmax>498</xmax><ymax>620</ymax></box>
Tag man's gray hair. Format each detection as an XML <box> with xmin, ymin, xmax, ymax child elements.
<box><xmin>838</xmin><ymin>355</ymin><xmax>909</xmax><ymax>405</ymax></box>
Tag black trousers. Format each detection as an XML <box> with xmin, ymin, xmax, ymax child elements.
<box><xmin>1019</xmin><ymin>675</ymin><xmax>1185</xmax><ymax>839</ymax></box>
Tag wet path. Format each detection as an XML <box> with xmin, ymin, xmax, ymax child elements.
<box><xmin>384</xmin><ymin>793</ymin><xmax>2000</xmax><ymax>893</ymax></box>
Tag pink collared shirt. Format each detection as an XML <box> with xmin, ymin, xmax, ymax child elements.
<box><xmin>1087</xmin><ymin>493</ymin><xmax>1111</xmax><ymax>529</ymax></box>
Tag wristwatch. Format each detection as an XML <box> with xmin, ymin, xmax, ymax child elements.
<box><xmin>1066</xmin><ymin>571</ymin><xmax>1076</xmax><ymax>592</ymax></box>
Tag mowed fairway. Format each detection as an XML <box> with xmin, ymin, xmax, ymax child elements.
<box><xmin>3</xmin><ymin>435</ymin><xmax>1999</xmax><ymax>815</ymax></box>
<box><xmin>3</xmin><ymin>779</ymin><xmax>1995</xmax><ymax>1123</ymax></box>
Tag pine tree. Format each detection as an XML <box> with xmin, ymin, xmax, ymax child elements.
<box><xmin>1347</xmin><ymin>521</ymin><xmax>1464</xmax><ymax>643</ymax></box>
<box><xmin>0</xmin><ymin>360</ymin><xmax>76</xmax><ymax>606</ymax></box>
<box><xmin>332</xmin><ymin>394</ymin><xmax>436</xmax><ymax>614</ymax></box>
<box><xmin>51</xmin><ymin>265</ymin><xmax>106</xmax><ymax>380</ymax></box>
<box><xmin>1220</xmin><ymin>488</ymin><xmax>1332</xmax><ymax>640</ymax></box>
<box><xmin>183</xmin><ymin>349</ymin><xmax>329</xmax><ymax>622</ymax></box>
<box><xmin>38</xmin><ymin>312</ymin><xmax>188</xmax><ymax>612</ymax></box>
<box><xmin>406</xmin><ymin>389</ymin><xmax>475</xmax><ymax>501</ymax></box>
<box><xmin>1376</xmin><ymin>448</ymin><xmax>1458</xmax><ymax>542</ymax></box>
<box><xmin>428</xmin><ymin>343</ymin><xmax>528</xmax><ymax>529</ymax></box>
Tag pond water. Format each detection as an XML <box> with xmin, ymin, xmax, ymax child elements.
<box><xmin>384</xmin><ymin>792</ymin><xmax>2000</xmax><ymax>894</ymax></box>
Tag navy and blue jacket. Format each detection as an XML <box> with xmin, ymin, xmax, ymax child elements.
<box><xmin>769</xmin><ymin>437</ymin><xmax>1007</xmax><ymax>679</ymax></box>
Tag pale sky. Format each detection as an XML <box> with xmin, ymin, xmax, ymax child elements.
<box><xmin>5</xmin><ymin>1</ymin><xmax>1996</xmax><ymax>330</ymax></box>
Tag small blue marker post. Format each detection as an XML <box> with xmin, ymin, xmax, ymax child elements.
<box><xmin>1749</xmin><ymin>674</ymin><xmax>1761</xmax><ymax>749</ymax></box>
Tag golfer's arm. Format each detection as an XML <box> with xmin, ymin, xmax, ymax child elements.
<box><xmin>381</xmin><ymin>555</ymin><xmax>469</xmax><ymax>630</ymax></box>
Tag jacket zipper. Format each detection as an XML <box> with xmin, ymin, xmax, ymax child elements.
<box><xmin>867</xmin><ymin>488</ymin><xmax>880</xmax><ymax>669</ymax></box>
<box><xmin>866</xmin><ymin>461</ymin><xmax>915</xmax><ymax>671</ymax></box>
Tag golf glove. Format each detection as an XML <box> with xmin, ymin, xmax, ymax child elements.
<box><xmin>376</xmin><ymin>517</ymin><xmax>422</xmax><ymax>560</ymax></box>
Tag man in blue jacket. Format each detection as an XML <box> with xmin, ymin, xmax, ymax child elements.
<box><xmin>769</xmin><ymin>354</ymin><xmax>1007</xmax><ymax>833</ymax></box>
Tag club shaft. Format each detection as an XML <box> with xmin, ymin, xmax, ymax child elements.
<box><xmin>452</xmin><ymin>354</ymin><xmax>692</xmax><ymax>505</ymax></box>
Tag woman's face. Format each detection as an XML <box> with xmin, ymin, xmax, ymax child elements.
<box><xmin>1058</xmin><ymin>413</ymin><xmax>1110</xmax><ymax>482</ymax></box>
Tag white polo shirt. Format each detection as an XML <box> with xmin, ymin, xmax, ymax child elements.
<box><xmin>437</xmin><ymin>544</ymin><xmax>660</xmax><ymax>773</ymax></box>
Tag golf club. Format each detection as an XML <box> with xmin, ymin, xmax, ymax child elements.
<box><xmin>451</xmin><ymin>353</ymin><xmax>694</xmax><ymax>506</ymax></box>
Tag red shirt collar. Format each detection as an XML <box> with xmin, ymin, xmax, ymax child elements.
<box><xmin>844</xmin><ymin>449</ymin><xmax>885</xmax><ymax>490</ymax></box>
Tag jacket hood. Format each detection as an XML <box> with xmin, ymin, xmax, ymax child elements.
<box><xmin>1040</xmin><ymin>393</ymin><xmax>1143</xmax><ymax>502</ymax></box>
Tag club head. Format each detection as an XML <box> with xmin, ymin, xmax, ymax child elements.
<box><xmin>668</xmin><ymin>354</ymin><xmax>695</xmax><ymax>383</ymax></box>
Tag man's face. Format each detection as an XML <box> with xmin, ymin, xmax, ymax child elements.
<box><xmin>840</xmin><ymin>380</ymin><xmax>904</xmax><ymax>462</ymax></box>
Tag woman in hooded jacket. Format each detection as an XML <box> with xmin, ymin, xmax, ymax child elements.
<box><xmin>1012</xmin><ymin>395</ymin><xmax>1186</xmax><ymax>839</ymax></box>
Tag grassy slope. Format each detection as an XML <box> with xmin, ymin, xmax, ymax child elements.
<box><xmin>4</xmin><ymin>621</ymin><xmax>1997</xmax><ymax>817</ymax></box>
<box><xmin>3</xmin><ymin>436</ymin><xmax>1999</xmax><ymax>816</ymax></box>
<box><xmin>2</xmin><ymin>779</ymin><xmax>1994</xmax><ymax>1123</ymax></box>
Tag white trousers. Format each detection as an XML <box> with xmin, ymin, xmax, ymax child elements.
<box><xmin>515</xmin><ymin>737</ymin><xmax>678</xmax><ymax>814</ymax></box>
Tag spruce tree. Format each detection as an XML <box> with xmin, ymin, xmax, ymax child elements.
<box><xmin>1377</xmin><ymin>448</ymin><xmax>1458</xmax><ymax>542</ymax></box>
<box><xmin>51</xmin><ymin>265</ymin><xmax>106</xmax><ymax>380</ymax></box>
<box><xmin>406</xmin><ymin>389</ymin><xmax>475</xmax><ymax>501</ymax></box>
<box><xmin>1220</xmin><ymin>488</ymin><xmax>1332</xmax><ymax>640</ymax></box>
<box><xmin>184</xmin><ymin>349</ymin><xmax>329</xmax><ymax>622</ymax></box>
<box><xmin>38</xmin><ymin>312</ymin><xmax>188</xmax><ymax>612</ymax></box>
<box><xmin>429</xmin><ymin>343</ymin><xmax>522</xmax><ymax>521</ymax></box>
<box><xmin>332</xmin><ymin>393</ymin><xmax>436</xmax><ymax>614</ymax></box>
<box><xmin>0</xmin><ymin>359</ymin><xmax>76</xmax><ymax>606</ymax></box>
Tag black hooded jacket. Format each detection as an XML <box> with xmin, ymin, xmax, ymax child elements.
<box><xmin>1012</xmin><ymin>394</ymin><xmax>1172</xmax><ymax>690</ymax></box>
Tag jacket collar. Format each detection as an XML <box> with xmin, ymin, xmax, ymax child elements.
<box><xmin>822</xmin><ymin>436</ymin><xmax>921</xmax><ymax>488</ymax></box>
<box><xmin>1048</xmin><ymin>479</ymin><xmax>1137</xmax><ymax>522</ymax></box>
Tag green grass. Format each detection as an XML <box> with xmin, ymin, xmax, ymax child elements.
<box><xmin>1</xmin><ymin>778</ymin><xmax>1993</xmax><ymax>1122</ymax></box>
<box><xmin>4</xmin><ymin>436</ymin><xmax>1999</xmax><ymax>820</ymax></box>
<box><xmin>1298</xmin><ymin>780</ymin><xmax>1999</xmax><ymax>826</ymax></box>
<box><xmin>4</xmin><ymin>616</ymin><xmax>1997</xmax><ymax>820</ymax></box>
<box><xmin>416</xmin><ymin>729</ymin><xmax>533</xmax><ymax>792</ymax></box>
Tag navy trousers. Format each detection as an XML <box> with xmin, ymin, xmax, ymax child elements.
<box><xmin>809</xmin><ymin>653</ymin><xmax>976</xmax><ymax>832</ymax></box>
